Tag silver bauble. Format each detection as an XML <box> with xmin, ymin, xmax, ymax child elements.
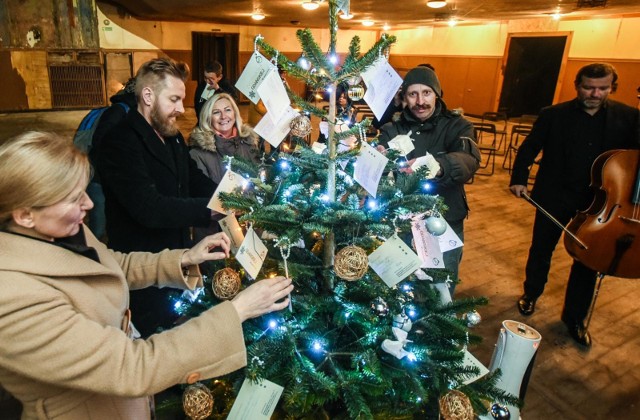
<box><xmin>464</xmin><ymin>310</ymin><xmax>482</xmax><ymax>327</ymax></box>
<box><xmin>392</xmin><ymin>313</ymin><xmax>413</xmax><ymax>332</ymax></box>
<box><xmin>347</xmin><ymin>84</ymin><xmax>365</xmax><ymax>101</ymax></box>
<box><xmin>425</xmin><ymin>215</ymin><xmax>447</xmax><ymax>236</ymax></box>
<box><xmin>490</xmin><ymin>403</ymin><xmax>511</xmax><ymax>419</ymax></box>
<box><xmin>370</xmin><ymin>297</ymin><xmax>389</xmax><ymax>317</ymax></box>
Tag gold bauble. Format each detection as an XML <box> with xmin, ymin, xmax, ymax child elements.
<box><xmin>334</xmin><ymin>245</ymin><xmax>369</xmax><ymax>281</ymax></box>
<box><xmin>439</xmin><ymin>389</ymin><xmax>474</xmax><ymax>420</ymax></box>
<box><xmin>212</xmin><ymin>267</ymin><xmax>241</xmax><ymax>300</ymax></box>
<box><xmin>289</xmin><ymin>114</ymin><xmax>312</xmax><ymax>138</ymax></box>
<box><xmin>347</xmin><ymin>85</ymin><xmax>365</xmax><ymax>101</ymax></box>
<box><xmin>182</xmin><ymin>383</ymin><xmax>214</xmax><ymax>420</ymax></box>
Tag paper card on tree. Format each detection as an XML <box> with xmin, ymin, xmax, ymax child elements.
<box><xmin>227</xmin><ymin>377</ymin><xmax>284</xmax><ymax>420</ymax></box>
<box><xmin>254</xmin><ymin>106</ymin><xmax>298</xmax><ymax>147</ymax></box>
<box><xmin>235</xmin><ymin>51</ymin><xmax>276</xmax><ymax>104</ymax></box>
<box><xmin>257</xmin><ymin>69</ymin><xmax>290</xmax><ymax>123</ymax></box>
<box><xmin>437</xmin><ymin>221</ymin><xmax>464</xmax><ymax>252</ymax></box>
<box><xmin>388</xmin><ymin>131</ymin><xmax>415</xmax><ymax>156</ymax></box>
<box><xmin>354</xmin><ymin>141</ymin><xmax>388</xmax><ymax>198</ymax></box>
<box><xmin>236</xmin><ymin>227</ymin><xmax>268</xmax><ymax>280</ymax></box>
<box><xmin>411</xmin><ymin>220</ymin><xmax>445</xmax><ymax>269</ymax></box>
<box><xmin>218</xmin><ymin>213</ymin><xmax>244</xmax><ymax>254</ymax></box>
<box><xmin>368</xmin><ymin>234</ymin><xmax>423</xmax><ymax>287</ymax></box>
<box><xmin>461</xmin><ymin>349</ymin><xmax>489</xmax><ymax>385</ymax></box>
<box><xmin>207</xmin><ymin>170</ymin><xmax>247</xmax><ymax>215</ymax></box>
<box><xmin>361</xmin><ymin>58</ymin><xmax>402</xmax><ymax>120</ymax></box>
<box><xmin>311</xmin><ymin>141</ymin><xmax>327</xmax><ymax>154</ymax></box>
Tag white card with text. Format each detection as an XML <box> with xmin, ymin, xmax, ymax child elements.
<box><xmin>254</xmin><ymin>106</ymin><xmax>298</xmax><ymax>147</ymax></box>
<box><xmin>411</xmin><ymin>220</ymin><xmax>445</xmax><ymax>269</ymax></box>
<box><xmin>227</xmin><ymin>377</ymin><xmax>284</xmax><ymax>420</ymax></box>
<box><xmin>235</xmin><ymin>52</ymin><xmax>275</xmax><ymax>104</ymax></box>
<box><xmin>354</xmin><ymin>141</ymin><xmax>388</xmax><ymax>198</ymax></box>
<box><xmin>437</xmin><ymin>221</ymin><xmax>464</xmax><ymax>253</ymax></box>
<box><xmin>218</xmin><ymin>213</ymin><xmax>245</xmax><ymax>254</ymax></box>
<box><xmin>207</xmin><ymin>170</ymin><xmax>247</xmax><ymax>215</ymax></box>
<box><xmin>235</xmin><ymin>227</ymin><xmax>268</xmax><ymax>280</ymax></box>
<box><xmin>368</xmin><ymin>234</ymin><xmax>423</xmax><ymax>287</ymax></box>
<box><xmin>361</xmin><ymin>58</ymin><xmax>402</xmax><ymax>120</ymax></box>
<box><xmin>257</xmin><ymin>69</ymin><xmax>290</xmax><ymax>123</ymax></box>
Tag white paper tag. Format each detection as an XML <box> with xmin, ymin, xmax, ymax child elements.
<box><xmin>235</xmin><ymin>52</ymin><xmax>276</xmax><ymax>104</ymax></box>
<box><xmin>361</xmin><ymin>57</ymin><xmax>403</xmax><ymax>120</ymax></box>
<box><xmin>411</xmin><ymin>220</ymin><xmax>445</xmax><ymax>269</ymax></box>
<box><xmin>311</xmin><ymin>141</ymin><xmax>327</xmax><ymax>154</ymax></box>
<box><xmin>218</xmin><ymin>213</ymin><xmax>245</xmax><ymax>254</ymax></box>
<box><xmin>253</xmin><ymin>106</ymin><xmax>298</xmax><ymax>147</ymax></box>
<box><xmin>437</xmin><ymin>221</ymin><xmax>464</xmax><ymax>252</ymax></box>
<box><xmin>207</xmin><ymin>170</ymin><xmax>247</xmax><ymax>215</ymax></box>
<box><xmin>388</xmin><ymin>131</ymin><xmax>415</xmax><ymax>156</ymax></box>
<box><xmin>462</xmin><ymin>349</ymin><xmax>489</xmax><ymax>385</ymax></box>
<box><xmin>368</xmin><ymin>234</ymin><xmax>423</xmax><ymax>287</ymax></box>
<box><xmin>354</xmin><ymin>142</ymin><xmax>388</xmax><ymax>198</ymax></box>
<box><xmin>236</xmin><ymin>227</ymin><xmax>268</xmax><ymax>280</ymax></box>
<box><xmin>227</xmin><ymin>377</ymin><xmax>284</xmax><ymax>420</ymax></box>
<box><xmin>257</xmin><ymin>69</ymin><xmax>290</xmax><ymax>124</ymax></box>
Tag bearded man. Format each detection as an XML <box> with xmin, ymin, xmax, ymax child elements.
<box><xmin>377</xmin><ymin>66</ymin><xmax>480</xmax><ymax>294</ymax></box>
<box><xmin>96</xmin><ymin>58</ymin><xmax>217</xmax><ymax>337</ymax></box>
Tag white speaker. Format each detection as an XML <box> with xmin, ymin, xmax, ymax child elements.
<box><xmin>480</xmin><ymin>320</ymin><xmax>541</xmax><ymax>419</ymax></box>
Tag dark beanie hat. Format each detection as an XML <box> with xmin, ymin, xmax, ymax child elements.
<box><xmin>402</xmin><ymin>67</ymin><xmax>442</xmax><ymax>97</ymax></box>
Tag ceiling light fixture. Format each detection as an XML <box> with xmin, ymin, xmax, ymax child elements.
<box><xmin>362</xmin><ymin>20</ymin><xmax>375</xmax><ymax>27</ymax></box>
<box><xmin>383</xmin><ymin>23</ymin><xmax>391</xmax><ymax>31</ymax></box>
<box><xmin>339</xmin><ymin>12</ymin><xmax>354</xmax><ymax>20</ymax></box>
<box><xmin>448</xmin><ymin>18</ymin><xmax>457</xmax><ymax>27</ymax></box>
<box><xmin>427</xmin><ymin>1</ymin><xmax>448</xmax><ymax>9</ymax></box>
<box><xmin>302</xmin><ymin>1</ymin><xmax>321</xmax><ymax>11</ymax></box>
<box><xmin>251</xmin><ymin>11</ymin><xmax>265</xmax><ymax>20</ymax></box>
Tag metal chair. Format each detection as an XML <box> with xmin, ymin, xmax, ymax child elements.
<box><xmin>503</xmin><ymin>124</ymin><xmax>532</xmax><ymax>173</ymax></box>
<box><xmin>473</xmin><ymin>122</ymin><xmax>497</xmax><ymax>176</ymax></box>
<box><xmin>481</xmin><ymin>111</ymin><xmax>508</xmax><ymax>155</ymax></box>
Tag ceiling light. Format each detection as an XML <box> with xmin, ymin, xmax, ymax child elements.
<box><xmin>448</xmin><ymin>18</ymin><xmax>457</xmax><ymax>27</ymax></box>
<box><xmin>302</xmin><ymin>1</ymin><xmax>321</xmax><ymax>10</ymax></box>
<box><xmin>339</xmin><ymin>12</ymin><xmax>354</xmax><ymax>20</ymax></box>
<box><xmin>383</xmin><ymin>23</ymin><xmax>391</xmax><ymax>31</ymax></box>
<box><xmin>362</xmin><ymin>20</ymin><xmax>374</xmax><ymax>27</ymax></box>
<box><xmin>251</xmin><ymin>11</ymin><xmax>265</xmax><ymax>20</ymax></box>
<box><xmin>427</xmin><ymin>1</ymin><xmax>448</xmax><ymax>8</ymax></box>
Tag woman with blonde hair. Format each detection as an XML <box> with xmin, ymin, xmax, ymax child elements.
<box><xmin>0</xmin><ymin>131</ymin><xmax>292</xmax><ymax>419</ymax></box>
<box><xmin>189</xmin><ymin>93</ymin><xmax>260</xmax><ymax>184</ymax></box>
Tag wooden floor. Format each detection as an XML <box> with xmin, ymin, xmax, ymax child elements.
<box><xmin>1</xmin><ymin>109</ymin><xmax>640</xmax><ymax>419</ymax></box>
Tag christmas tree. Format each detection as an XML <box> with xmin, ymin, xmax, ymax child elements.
<box><xmin>170</xmin><ymin>1</ymin><xmax>517</xmax><ymax>418</ymax></box>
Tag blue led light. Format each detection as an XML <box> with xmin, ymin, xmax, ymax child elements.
<box><xmin>280</xmin><ymin>160</ymin><xmax>290</xmax><ymax>170</ymax></box>
<box><xmin>367</xmin><ymin>199</ymin><xmax>378</xmax><ymax>210</ymax></box>
<box><xmin>268</xmin><ymin>320</ymin><xmax>278</xmax><ymax>329</ymax></box>
<box><xmin>312</xmin><ymin>341</ymin><xmax>323</xmax><ymax>352</ymax></box>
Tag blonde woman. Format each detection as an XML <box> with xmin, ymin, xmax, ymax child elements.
<box><xmin>189</xmin><ymin>93</ymin><xmax>260</xmax><ymax>184</ymax></box>
<box><xmin>0</xmin><ymin>131</ymin><xmax>292</xmax><ymax>419</ymax></box>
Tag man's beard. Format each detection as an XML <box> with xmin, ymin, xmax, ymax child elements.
<box><xmin>150</xmin><ymin>103</ymin><xmax>180</xmax><ymax>137</ymax></box>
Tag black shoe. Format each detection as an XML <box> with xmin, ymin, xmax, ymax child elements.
<box><xmin>517</xmin><ymin>294</ymin><xmax>536</xmax><ymax>316</ymax></box>
<box><xmin>562</xmin><ymin>319</ymin><xmax>592</xmax><ymax>348</ymax></box>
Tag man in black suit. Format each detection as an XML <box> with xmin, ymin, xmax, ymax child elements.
<box><xmin>96</xmin><ymin>58</ymin><xmax>217</xmax><ymax>337</ymax></box>
<box><xmin>194</xmin><ymin>60</ymin><xmax>238</xmax><ymax>122</ymax></box>
<box><xmin>510</xmin><ymin>63</ymin><xmax>640</xmax><ymax>347</ymax></box>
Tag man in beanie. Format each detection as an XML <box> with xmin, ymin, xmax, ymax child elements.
<box><xmin>377</xmin><ymin>66</ymin><xmax>480</xmax><ymax>294</ymax></box>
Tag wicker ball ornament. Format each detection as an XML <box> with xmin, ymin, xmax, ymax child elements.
<box><xmin>439</xmin><ymin>390</ymin><xmax>475</xmax><ymax>420</ymax></box>
<box><xmin>212</xmin><ymin>268</ymin><xmax>241</xmax><ymax>300</ymax></box>
<box><xmin>289</xmin><ymin>114</ymin><xmax>312</xmax><ymax>138</ymax></box>
<box><xmin>334</xmin><ymin>245</ymin><xmax>369</xmax><ymax>281</ymax></box>
<box><xmin>182</xmin><ymin>383</ymin><xmax>214</xmax><ymax>420</ymax></box>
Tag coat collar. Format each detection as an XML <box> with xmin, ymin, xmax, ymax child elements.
<box><xmin>127</xmin><ymin>110</ymin><xmax>183</xmax><ymax>176</ymax></box>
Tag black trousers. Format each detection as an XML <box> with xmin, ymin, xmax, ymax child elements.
<box><xmin>523</xmin><ymin>208</ymin><xmax>597</xmax><ymax>325</ymax></box>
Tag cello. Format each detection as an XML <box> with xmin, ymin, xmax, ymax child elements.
<box><xmin>563</xmin><ymin>149</ymin><xmax>640</xmax><ymax>278</ymax></box>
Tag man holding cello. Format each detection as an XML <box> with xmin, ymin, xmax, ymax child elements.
<box><xmin>510</xmin><ymin>63</ymin><xmax>640</xmax><ymax>348</ymax></box>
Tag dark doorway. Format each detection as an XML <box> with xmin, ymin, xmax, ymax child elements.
<box><xmin>191</xmin><ymin>32</ymin><xmax>240</xmax><ymax>87</ymax></box>
<box><xmin>498</xmin><ymin>35</ymin><xmax>568</xmax><ymax>118</ymax></box>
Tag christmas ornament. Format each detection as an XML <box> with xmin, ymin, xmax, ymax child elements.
<box><xmin>370</xmin><ymin>297</ymin><xmax>389</xmax><ymax>317</ymax></box>
<box><xmin>347</xmin><ymin>84</ymin><xmax>365</xmax><ymax>101</ymax></box>
<box><xmin>392</xmin><ymin>312</ymin><xmax>413</xmax><ymax>332</ymax></box>
<box><xmin>334</xmin><ymin>245</ymin><xmax>369</xmax><ymax>281</ymax></box>
<box><xmin>311</xmin><ymin>238</ymin><xmax>324</xmax><ymax>256</ymax></box>
<box><xmin>182</xmin><ymin>383</ymin><xmax>214</xmax><ymax>420</ymax></box>
<box><xmin>212</xmin><ymin>268</ymin><xmax>241</xmax><ymax>300</ymax></box>
<box><xmin>439</xmin><ymin>389</ymin><xmax>474</xmax><ymax>420</ymax></box>
<box><xmin>381</xmin><ymin>327</ymin><xmax>413</xmax><ymax>359</ymax></box>
<box><xmin>464</xmin><ymin>310</ymin><xmax>482</xmax><ymax>327</ymax></box>
<box><xmin>289</xmin><ymin>114</ymin><xmax>312</xmax><ymax>138</ymax></box>
<box><xmin>490</xmin><ymin>403</ymin><xmax>511</xmax><ymax>419</ymax></box>
<box><xmin>425</xmin><ymin>214</ymin><xmax>447</xmax><ymax>236</ymax></box>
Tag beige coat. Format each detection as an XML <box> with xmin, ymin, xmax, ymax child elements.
<box><xmin>0</xmin><ymin>227</ymin><xmax>246</xmax><ymax>419</ymax></box>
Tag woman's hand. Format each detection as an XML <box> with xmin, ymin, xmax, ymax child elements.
<box><xmin>231</xmin><ymin>276</ymin><xmax>294</xmax><ymax>322</ymax></box>
<box><xmin>181</xmin><ymin>233</ymin><xmax>231</xmax><ymax>267</ymax></box>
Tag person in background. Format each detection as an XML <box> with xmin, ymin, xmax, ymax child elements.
<box><xmin>194</xmin><ymin>60</ymin><xmax>238</xmax><ymax>123</ymax></box>
<box><xmin>510</xmin><ymin>63</ymin><xmax>640</xmax><ymax>348</ymax></box>
<box><xmin>335</xmin><ymin>83</ymin><xmax>358</xmax><ymax>127</ymax></box>
<box><xmin>0</xmin><ymin>131</ymin><xmax>293</xmax><ymax>420</ymax></box>
<box><xmin>95</xmin><ymin>58</ymin><xmax>218</xmax><ymax>338</ymax></box>
<box><xmin>86</xmin><ymin>78</ymin><xmax>137</xmax><ymax>240</ymax></box>
<box><xmin>377</xmin><ymin>66</ymin><xmax>480</xmax><ymax>293</ymax></box>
